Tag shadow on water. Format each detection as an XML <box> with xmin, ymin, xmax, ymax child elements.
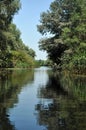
<box><xmin>0</xmin><ymin>69</ymin><xmax>34</xmax><ymax>130</ymax></box>
<box><xmin>35</xmin><ymin>71</ymin><xmax>86</xmax><ymax>130</ymax></box>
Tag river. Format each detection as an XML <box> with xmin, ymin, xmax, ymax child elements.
<box><xmin>0</xmin><ymin>67</ymin><xmax>86</xmax><ymax>130</ymax></box>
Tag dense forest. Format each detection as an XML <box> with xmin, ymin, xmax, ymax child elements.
<box><xmin>37</xmin><ymin>0</ymin><xmax>86</xmax><ymax>73</ymax></box>
<box><xmin>0</xmin><ymin>0</ymin><xmax>36</xmax><ymax>68</ymax></box>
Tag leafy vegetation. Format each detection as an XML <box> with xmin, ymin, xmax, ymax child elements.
<box><xmin>35</xmin><ymin>59</ymin><xmax>52</xmax><ymax>67</ymax></box>
<box><xmin>0</xmin><ymin>0</ymin><xmax>35</xmax><ymax>68</ymax></box>
<box><xmin>37</xmin><ymin>0</ymin><xmax>86</xmax><ymax>73</ymax></box>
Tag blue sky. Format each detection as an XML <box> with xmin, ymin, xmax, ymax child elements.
<box><xmin>13</xmin><ymin>0</ymin><xmax>54</xmax><ymax>60</ymax></box>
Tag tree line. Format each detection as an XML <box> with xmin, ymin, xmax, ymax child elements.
<box><xmin>37</xmin><ymin>0</ymin><xmax>86</xmax><ymax>73</ymax></box>
<box><xmin>0</xmin><ymin>0</ymin><xmax>35</xmax><ymax>68</ymax></box>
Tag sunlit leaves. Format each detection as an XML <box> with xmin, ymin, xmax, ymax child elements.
<box><xmin>37</xmin><ymin>0</ymin><xmax>86</xmax><ymax>71</ymax></box>
<box><xmin>11</xmin><ymin>51</ymin><xmax>35</xmax><ymax>68</ymax></box>
<box><xmin>0</xmin><ymin>0</ymin><xmax>35</xmax><ymax>68</ymax></box>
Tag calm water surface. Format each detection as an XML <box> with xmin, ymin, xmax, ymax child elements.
<box><xmin>0</xmin><ymin>67</ymin><xmax>86</xmax><ymax>130</ymax></box>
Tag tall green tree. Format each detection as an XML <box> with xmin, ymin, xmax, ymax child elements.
<box><xmin>37</xmin><ymin>0</ymin><xmax>86</xmax><ymax>71</ymax></box>
<box><xmin>0</xmin><ymin>22</ymin><xmax>36</xmax><ymax>68</ymax></box>
<box><xmin>0</xmin><ymin>0</ymin><xmax>36</xmax><ymax>68</ymax></box>
<box><xmin>37</xmin><ymin>0</ymin><xmax>69</xmax><ymax>65</ymax></box>
<box><xmin>0</xmin><ymin>0</ymin><xmax>21</xmax><ymax>67</ymax></box>
<box><xmin>61</xmin><ymin>0</ymin><xmax>86</xmax><ymax>70</ymax></box>
<box><xmin>0</xmin><ymin>0</ymin><xmax>21</xmax><ymax>30</ymax></box>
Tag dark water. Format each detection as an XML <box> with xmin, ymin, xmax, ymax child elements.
<box><xmin>0</xmin><ymin>67</ymin><xmax>86</xmax><ymax>130</ymax></box>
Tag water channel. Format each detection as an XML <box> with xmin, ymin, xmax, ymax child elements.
<box><xmin>0</xmin><ymin>67</ymin><xmax>86</xmax><ymax>130</ymax></box>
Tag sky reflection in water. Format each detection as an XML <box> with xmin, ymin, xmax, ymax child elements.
<box><xmin>0</xmin><ymin>67</ymin><xmax>86</xmax><ymax>130</ymax></box>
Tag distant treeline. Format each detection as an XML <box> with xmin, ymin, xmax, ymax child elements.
<box><xmin>35</xmin><ymin>59</ymin><xmax>52</xmax><ymax>67</ymax></box>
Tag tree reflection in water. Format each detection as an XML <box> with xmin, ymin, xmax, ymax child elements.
<box><xmin>35</xmin><ymin>72</ymin><xmax>86</xmax><ymax>130</ymax></box>
<box><xmin>0</xmin><ymin>69</ymin><xmax>34</xmax><ymax>130</ymax></box>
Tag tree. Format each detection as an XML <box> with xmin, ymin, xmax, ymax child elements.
<box><xmin>37</xmin><ymin>0</ymin><xmax>86</xmax><ymax>71</ymax></box>
<box><xmin>0</xmin><ymin>0</ymin><xmax>21</xmax><ymax>67</ymax></box>
<box><xmin>0</xmin><ymin>0</ymin><xmax>36</xmax><ymax>68</ymax></box>
<box><xmin>61</xmin><ymin>0</ymin><xmax>86</xmax><ymax>71</ymax></box>
<box><xmin>0</xmin><ymin>0</ymin><xmax>21</xmax><ymax>30</ymax></box>
<box><xmin>37</xmin><ymin>0</ymin><xmax>69</xmax><ymax>65</ymax></box>
<box><xmin>24</xmin><ymin>46</ymin><xmax>36</xmax><ymax>58</ymax></box>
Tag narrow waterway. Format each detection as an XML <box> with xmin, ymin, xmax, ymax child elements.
<box><xmin>0</xmin><ymin>67</ymin><xmax>86</xmax><ymax>130</ymax></box>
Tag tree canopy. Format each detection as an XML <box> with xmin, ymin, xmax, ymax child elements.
<box><xmin>37</xmin><ymin>0</ymin><xmax>86</xmax><ymax>72</ymax></box>
<box><xmin>0</xmin><ymin>0</ymin><xmax>36</xmax><ymax>68</ymax></box>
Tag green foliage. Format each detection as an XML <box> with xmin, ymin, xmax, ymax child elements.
<box><xmin>37</xmin><ymin>0</ymin><xmax>70</xmax><ymax>65</ymax></box>
<box><xmin>0</xmin><ymin>0</ymin><xmax>21</xmax><ymax>30</ymax></box>
<box><xmin>0</xmin><ymin>23</ymin><xmax>36</xmax><ymax>68</ymax></box>
<box><xmin>37</xmin><ymin>0</ymin><xmax>86</xmax><ymax>73</ymax></box>
<box><xmin>35</xmin><ymin>59</ymin><xmax>52</xmax><ymax>67</ymax></box>
<box><xmin>0</xmin><ymin>0</ymin><xmax>36</xmax><ymax>68</ymax></box>
<box><xmin>35</xmin><ymin>60</ymin><xmax>46</xmax><ymax>67</ymax></box>
<box><xmin>0</xmin><ymin>50</ymin><xmax>13</xmax><ymax>68</ymax></box>
<box><xmin>24</xmin><ymin>46</ymin><xmax>36</xmax><ymax>58</ymax></box>
<box><xmin>11</xmin><ymin>51</ymin><xmax>35</xmax><ymax>68</ymax></box>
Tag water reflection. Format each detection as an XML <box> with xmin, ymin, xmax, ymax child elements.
<box><xmin>0</xmin><ymin>68</ymin><xmax>86</xmax><ymax>130</ymax></box>
<box><xmin>35</xmin><ymin>71</ymin><xmax>86</xmax><ymax>130</ymax></box>
<box><xmin>0</xmin><ymin>69</ymin><xmax>34</xmax><ymax>130</ymax></box>
<box><xmin>59</xmin><ymin>73</ymin><xmax>86</xmax><ymax>101</ymax></box>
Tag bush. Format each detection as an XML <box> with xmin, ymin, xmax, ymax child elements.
<box><xmin>11</xmin><ymin>50</ymin><xmax>35</xmax><ymax>68</ymax></box>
